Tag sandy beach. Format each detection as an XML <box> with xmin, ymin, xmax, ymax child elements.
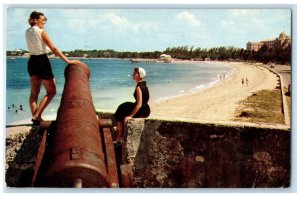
<box><xmin>149</xmin><ymin>62</ymin><xmax>279</xmax><ymax>123</ymax></box>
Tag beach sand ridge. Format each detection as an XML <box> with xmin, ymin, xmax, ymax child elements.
<box><xmin>149</xmin><ymin>62</ymin><xmax>278</xmax><ymax>123</ymax></box>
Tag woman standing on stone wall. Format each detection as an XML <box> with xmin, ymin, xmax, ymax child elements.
<box><xmin>25</xmin><ymin>11</ymin><xmax>79</xmax><ymax>125</ymax></box>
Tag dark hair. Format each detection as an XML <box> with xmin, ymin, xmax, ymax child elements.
<box><xmin>29</xmin><ymin>11</ymin><xmax>46</xmax><ymax>26</ymax></box>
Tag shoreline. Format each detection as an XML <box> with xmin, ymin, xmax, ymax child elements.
<box><xmin>150</xmin><ymin>61</ymin><xmax>235</xmax><ymax>103</ymax></box>
<box><xmin>5</xmin><ymin>60</ymin><xmax>279</xmax><ymax>126</ymax></box>
<box><xmin>149</xmin><ymin>61</ymin><xmax>279</xmax><ymax>123</ymax></box>
<box><xmin>6</xmin><ymin>56</ymin><xmax>248</xmax><ymax>64</ymax></box>
<box><xmin>5</xmin><ymin>59</ymin><xmax>233</xmax><ymax>125</ymax></box>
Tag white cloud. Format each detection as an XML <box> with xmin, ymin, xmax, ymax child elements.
<box><xmin>104</xmin><ymin>13</ymin><xmax>129</xmax><ymax>26</ymax></box>
<box><xmin>103</xmin><ymin>13</ymin><xmax>159</xmax><ymax>35</ymax></box>
<box><xmin>221</xmin><ymin>20</ymin><xmax>235</xmax><ymax>28</ymax></box>
<box><xmin>176</xmin><ymin>11</ymin><xmax>200</xmax><ymax>27</ymax></box>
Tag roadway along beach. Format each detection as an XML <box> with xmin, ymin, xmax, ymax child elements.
<box><xmin>149</xmin><ymin>62</ymin><xmax>279</xmax><ymax>123</ymax></box>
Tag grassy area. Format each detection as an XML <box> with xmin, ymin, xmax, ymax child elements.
<box><xmin>283</xmin><ymin>87</ymin><xmax>291</xmax><ymax>119</ymax></box>
<box><xmin>233</xmin><ymin>89</ymin><xmax>285</xmax><ymax>124</ymax></box>
<box><xmin>287</xmin><ymin>95</ymin><xmax>291</xmax><ymax>119</ymax></box>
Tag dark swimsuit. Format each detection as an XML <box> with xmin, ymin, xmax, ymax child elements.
<box><xmin>27</xmin><ymin>54</ymin><xmax>54</xmax><ymax>79</ymax></box>
<box><xmin>114</xmin><ymin>81</ymin><xmax>150</xmax><ymax>122</ymax></box>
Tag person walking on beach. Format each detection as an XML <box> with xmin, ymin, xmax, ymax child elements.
<box><xmin>26</xmin><ymin>11</ymin><xmax>80</xmax><ymax>125</ymax></box>
<box><xmin>114</xmin><ymin>67</ymin><xmax>151</xmax><ymax>144</ymax></box>
<box><xmin>223</xmin><ymin>73</ymin><xmax>226</xmax><ymax>81</ymax></box>
<box><xmin>246</xmin><ymin>77</ymin><xmax>249</xmax><ymax>87</ymax></box>
<box><xmin>241</xmin><ymin>78</ymin><xmax>245</xmax><ymax>87</ymax></box>
<box><xmin>220</xmin><ymin>73</ymin><xmax>226</xmax><ymax>82</ymax></box>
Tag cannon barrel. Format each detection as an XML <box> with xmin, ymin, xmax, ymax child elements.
<box><xmin>43</xmin><ymin>62</ymin><xmax>108</xmax><ymax>187</ymax></box>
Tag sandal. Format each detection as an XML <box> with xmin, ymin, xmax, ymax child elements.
<box><xmin>31</xmin><ymin>118</ymin><xmax>42</xmax><ymax>126</ymax></box>
<box><xmin>113</xmin><ymin>139</ymin><xmax>123</xmax><ymax>146</ymax></box>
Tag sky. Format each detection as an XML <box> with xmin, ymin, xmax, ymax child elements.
<box><xmin>5</xmin><ymin>7</ymin><xmax>292</xmax><ymax>52</ymax></box>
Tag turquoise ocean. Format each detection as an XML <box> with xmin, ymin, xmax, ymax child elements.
<box><xmin>5</xmin><ymin>57</ymin><xmax>234</xmax><ymax>124</ymax></box>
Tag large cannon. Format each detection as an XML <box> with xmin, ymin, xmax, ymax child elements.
<box><xmin>31</xmin><ymin>62</ymin><xmax>122</xmax><ymax>188</ymax></box>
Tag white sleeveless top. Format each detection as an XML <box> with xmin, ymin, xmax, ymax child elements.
<box><xmin>25</xmin><ymin>26</ymin><xmax>50</xmax><ymax>55</ymax></box>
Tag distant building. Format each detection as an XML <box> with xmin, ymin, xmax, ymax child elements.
<box><xmin>260</xmin><ymin>39</ymin><xmax>274</xmax><ymax>48</ymax></box>
<box><xmin>246</xmin><ymin>42</ymin><xmax>263</xmax><ymax>51</ymax></box>
<box><xmin>103</xmin><ymin>52</ymin><xmax>111</xmax><ymax>58</ymax></box>
<box><xmin>246</xmin><ymin>32</ymin><xmax>291</xmax><ymax>51</ymax></box>
<box><xmin>14</xmin><ymin>49</ymin><xmax>23</xmax><ymax>53</ymax></box>
<box><xmin>160</xmin><ymin>54</ymin><xmax>172</xmax><ymax>63</ymax></box>
<box><xmin>11</xmin><ymin>49</ymin><xmax>23</xmax><ymax>56</ymax></box>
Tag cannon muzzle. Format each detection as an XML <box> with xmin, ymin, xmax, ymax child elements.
<box><xmin>45</xmin><ymin>62</ymin><xmax>108</xmax><ymax>187</ymax></box>
<box><xmin>34</xmin><ymin>62</ymin><xmax>110</xmax><ymax>187</ymax></box>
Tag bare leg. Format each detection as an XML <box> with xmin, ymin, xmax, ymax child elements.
<box><xmin>33</xmin><ymin>78</ymin><xmax>57</xmax><ymax>120</ymax></box>
<box><xmin>116</xmin><ymin>121</ymin><xmax>124</xmax><ymax>142</ymax></box>
<box><xmin>29</xmin><ymin>76</ymin><xmax>42</xmax><ymax>116</ymax></box>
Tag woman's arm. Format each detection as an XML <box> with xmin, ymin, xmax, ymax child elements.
<box><xmin>124</xmin><ymin>86</ymin><xmax>142</xmax><ymax>123</ymax></box>
<box><xmin>41</xmin><ymin>30</ymin><xmax>79</xmax><ymax>64</ymax></box>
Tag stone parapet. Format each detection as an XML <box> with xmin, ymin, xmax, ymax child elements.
<box><xmin>124</xmin><ymin>119</ymin><xmax>290</xmax><ymax>188</ymax></box>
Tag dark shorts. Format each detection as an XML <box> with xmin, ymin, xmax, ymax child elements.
<box><xmin>114</xmin><ymin>102</ymin><xmax>150</xmax><ymax>122</ymax></box>
<box><xmin>27</xmin><ymin>54</ymin><xmax>54</xmax><ymax>79</ymax></box>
